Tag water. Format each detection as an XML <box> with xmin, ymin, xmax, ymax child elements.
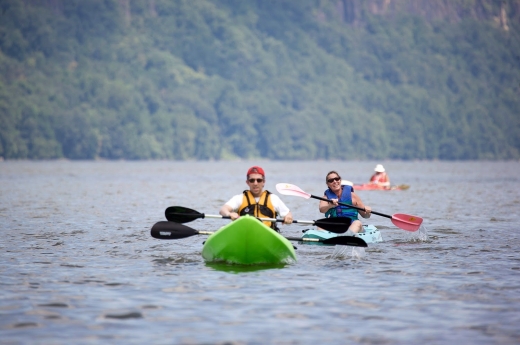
<box><xmin>1</xmin><ymin>160</ymin><xmax>519</xmax><ymax>344</ymax></box>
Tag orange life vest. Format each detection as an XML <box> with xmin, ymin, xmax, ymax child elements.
<box><xmin>238</xmin><ymin>190</ymin><xmax>278</xmax><ymax>230</ymax></box>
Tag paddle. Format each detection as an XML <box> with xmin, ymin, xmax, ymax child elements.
<box><xmin>275</xmin><ymin>183</ymin><xmax>423</xmax><ymax>232</ymax></box>
<box><xmin>150</xmin><ymin>221</ymin><xmax>367</xmax><ymax>247</ymax></box>
<box><xmin>164</xmin><ymin>206</ymin><xmax>352</xmax><ymax>234</ymax></box>
<box><xmin>392</xmin><ymin>184</ymin><xmax>410</xmax><ymax>190</ymax></box>
<box><xmin>344</xmin><ymin>180</ymin><xmax>410</xmax><ymax>190</ymax></box>
<box><xmin>356</xmin><ymin>184</ymin><xmax>410</xmax><ymax>191</ymax></box>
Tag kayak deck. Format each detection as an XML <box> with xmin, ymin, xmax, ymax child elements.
<box><xmin>201</xmin><ymin>215</ymin><xmax>297</xmax><ymax>265</ymax></box>
<box><xmin>302</xmin><ymin>225</ymin><xmax>383</xmax><ymax>244</ymax></box>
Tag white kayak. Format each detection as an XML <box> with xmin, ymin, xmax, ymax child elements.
<box><xmin>302</xmin><ymin>225</ymin><xmax>383</xmax><ymax>244</ymax></box>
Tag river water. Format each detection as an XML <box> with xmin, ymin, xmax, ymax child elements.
<box><xmin>1</xmin><ymin>160</ymin><xmax>519</xmax><ymax>344</ymax></box>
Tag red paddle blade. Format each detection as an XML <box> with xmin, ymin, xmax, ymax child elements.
<box><xmin>276</xmin><ymin>183</ymin><xmax>312</xmax><ymax>199</ymax></box>
<box><xmin>391</xmin><ymin>214</ymin><xmax>423</xmax><ymax>232</ymax></box>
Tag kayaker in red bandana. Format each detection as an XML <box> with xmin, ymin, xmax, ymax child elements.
<box><xmin>219</xmin><ymin>166</ymin><xmax>293</xmax><ymax>231</ymax></box>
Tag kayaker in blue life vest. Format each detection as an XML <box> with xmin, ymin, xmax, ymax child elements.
<box><xmin>319</xmin><ymin>170</ymin><xmax>372</xmax><ymax>234</ymax></box>
<box><xmin>219</xmin><ymin>166</ymin><xmax>293</xmax><ymax>231</ymax></box>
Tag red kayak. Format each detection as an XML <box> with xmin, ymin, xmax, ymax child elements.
<box><xmin>353</xmin><ymin>184</ymin><xmax>410</xmax><ymax>191</ymax></box>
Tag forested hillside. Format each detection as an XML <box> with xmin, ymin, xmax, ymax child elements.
<box><xmin>1</xmin><ymin>0</ymin><xmax>519</xmax><ymax>160</ymax></box>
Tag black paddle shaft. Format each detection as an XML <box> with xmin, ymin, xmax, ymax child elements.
<box><xmin>150</xmin><ymin>221</ymin><xmax>366</xmax><ymax>246</ymax></box>
<box><xmin>310</xmin><ymin>195</ymin><xmax>391</xmax><ymax>219</ymax></box>
<box><xmin>165</xmin><ymin>206</ymin><xmax>352</xmax><ymax>233</ymax></box>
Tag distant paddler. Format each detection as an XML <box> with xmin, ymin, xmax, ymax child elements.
<box><xmin>369</xmin><ymin>164</ymin><xmax>391</xmax><ymax>189</ymax></box>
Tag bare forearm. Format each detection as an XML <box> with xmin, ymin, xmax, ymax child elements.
<box><xmin>283</xmin><ymin>211</ymin><xmax>293</xmax><ymax>224</ymax></box>
<box><xmin>319</xmin><ymin>201</ymin><xmax>333</xmax><ymax>213</ymax></box>
<box><xmin>219</xmin><ymin>205</ymin><xmax>233</xmax><ymax>217</ymax></box>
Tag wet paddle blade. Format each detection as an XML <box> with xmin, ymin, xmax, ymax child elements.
<box><xmin>313</xmin><ymin>217</ymin><xmax>352</xmax><ymax>233</ymax></box>
<box><xmin>150</xmin><ymin>221</ymin><xmax>199</xmax><ymax>239</ymax></box>
<box><xmin>165</xmin><ymin>206</ymin><xmax>204</xmax><ymax>223</ymax></box>
<box><xmin>275</xmin><ymin>183</ymin><xmax>312</xmax><ymax>199</ymax></box>
<box><xmin>321</xmin><ymin>236</ymin><xmax>367</xmax><ymax>247</ymax></box>
<box><xmin>391</xmin><ymin>214</ymin><xmax>423</xmax><ymax>232</ymax></box>
<box><xmin>285</xmin><ymin>235</ymin><xmax>367</xmax><ymax>247</ymax></box>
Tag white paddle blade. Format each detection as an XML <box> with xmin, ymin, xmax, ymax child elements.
<box><xmin>275</xmin><ymin>183</ymin><xmax>312</xmax><ymax>199</ymax></box>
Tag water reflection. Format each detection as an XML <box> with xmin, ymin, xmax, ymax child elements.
<box><xmin>205</xmin><ymin>262</ymin><xmax>290</xmax><ymax>273</ymax></box>
<box><xmin>1</xmin><ymin>160</ymin><xmax>519</xmax><ymax>344</ymax></box>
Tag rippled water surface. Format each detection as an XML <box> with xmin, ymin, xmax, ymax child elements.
<box><xmin>1</xmin><ymin>160</ymin><xmax>519</xmax><ymax>344</ymax></box>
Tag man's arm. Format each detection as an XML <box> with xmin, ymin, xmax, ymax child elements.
<box><xmin>220</xmin><ymin>195</ymin><xmax>241</xmax><ymax>220</ymax></box>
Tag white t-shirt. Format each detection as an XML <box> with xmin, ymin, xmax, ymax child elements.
<box><xmin>225</xmin><ymin>193</ymin><xmax>290</xmax><ymax>217</ymax></box>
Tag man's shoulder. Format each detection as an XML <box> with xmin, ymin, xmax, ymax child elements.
<box><xmin>226</xmin><ymin>194</ymin><xmax>244</xmax><ymax>203</ymax></box>
<box><xmin>267</xmin><ymin>192</ymin><xmax>280</xmax><ymax>200</ymax></box>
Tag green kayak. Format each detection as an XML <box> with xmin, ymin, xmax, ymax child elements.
<box><xmin>201</xmin><ymin>215</ymin><xmax>297</xmax><ymax>265</ymax></box>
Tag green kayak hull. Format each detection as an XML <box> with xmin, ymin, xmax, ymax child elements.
<box><xmin>201</xmin><ymin>216</ymin><xmax>297</xmax><ymax>265</ymax></box>
<box><xmin>302</xmin><ymin>225</ymin><xmax>383</xmax><ymax>244</ymax></box>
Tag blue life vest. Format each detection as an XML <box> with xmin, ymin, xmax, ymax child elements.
<box><xmin>324</xmin><ymin>186</ymin><xmax>358</xmax><ymax>220</ymax></box>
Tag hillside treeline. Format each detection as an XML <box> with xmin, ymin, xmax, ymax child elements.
<box><xmin>1</xmin><ymin>0</ymin><xmax>519</xmax><ymax>160</ymax></box>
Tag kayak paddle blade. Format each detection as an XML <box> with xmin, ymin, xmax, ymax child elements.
<box><xmin>150</xmin><ymin>221</ymin><xmax>199</xmax><ymax>239</ymax></box>
<box><xmin>275</xmin><ymin>183</ymin><xmax>312</xmax><ymax>199</ymax></box>
<box><xmin>391</xmin><ymin>214</ymin><xmax>423</xmax><ymax>232</ymax></box>
<box><xmin>165</xmin><ymin>206</ymin><xmax>204</xmax><ymax>223</ymax></box>
<box><xmin>321</xmin><ymin>236</ymin><xmax>367</xmax><ymax>247</ymax></box>
<box><xmin>286</xmin><ymin>235</ymin><xmax>367</xmax><ymax>247</ymax></box>
<box><xmin>313</xmin><ymin>217</ymin><xmax>353</xmax><ymax>233</ymax></box>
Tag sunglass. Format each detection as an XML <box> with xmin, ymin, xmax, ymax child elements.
<box><xmin>248</xmin><ymin>178</ymin><xmax>264</xmax><ymax>183</ymax></box>
<box><xmin>327</xmin><ymin>177</ymin><xmax>341</xmax><ymax>183</ymax></box>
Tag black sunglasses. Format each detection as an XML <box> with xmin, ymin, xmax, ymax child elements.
<box><xmin>248</xmin><ymin>178</ymin><xmax>264</xmax><ymax>183</ymax></box>
<box><xmin>327</xmin><ymin>177</ymin><xmax>341</xmax><ymax>183</ymax></box>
